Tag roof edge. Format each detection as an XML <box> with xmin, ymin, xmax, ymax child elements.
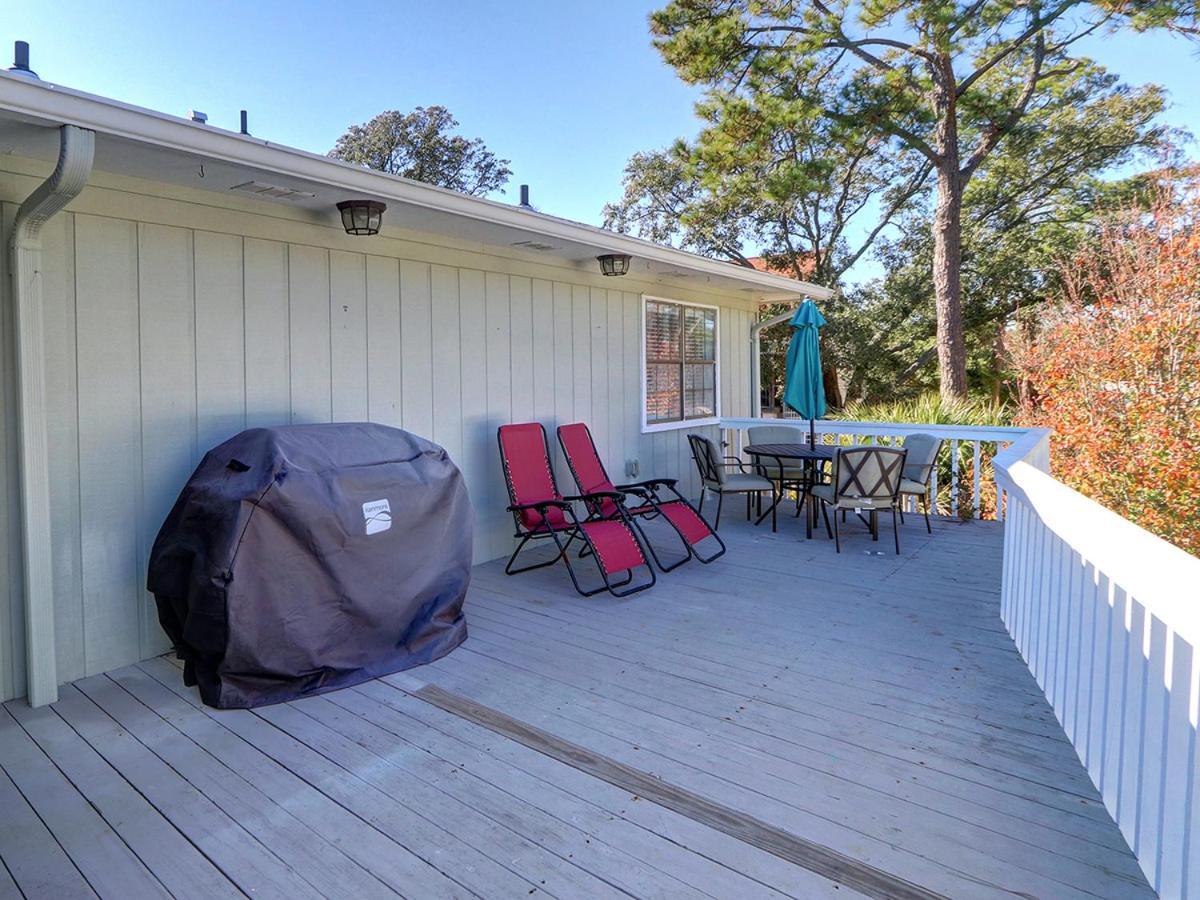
<box><xmin>0</xmin><ymin>72</ymin><xmax>834</xmax><ymax>301</ymax></box>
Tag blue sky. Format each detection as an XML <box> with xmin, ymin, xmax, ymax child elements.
<box><xmin>4</xmin><ymin>0</ymin><xmax>1196</xmax><ymax>283</ymax></box>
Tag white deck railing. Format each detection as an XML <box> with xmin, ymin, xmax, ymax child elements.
<box><xmin>722</xmin><ymin>416</ymin><xmax>1200</xmax><ymax>894</ymax></box>
<box><xmin>720</xmin><ymin>416</ymin><xmax>1022</xmax><ymax>520</ymax></box>
<box><xmin>994</xmin><ymin>426</ymin><xmax>1200</xmax><ymax>897</ymax></box>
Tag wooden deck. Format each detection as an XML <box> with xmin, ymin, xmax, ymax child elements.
<box><xmin>0</xmin><ymin>513</ymin><xmax>1153</xmax><ymax>899</ymax></box>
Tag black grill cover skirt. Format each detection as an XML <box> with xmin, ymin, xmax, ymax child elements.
<box><xmin>148</xmin><ymin>423</ymin><xmax>471</xmax><ymax>708</ymax></box>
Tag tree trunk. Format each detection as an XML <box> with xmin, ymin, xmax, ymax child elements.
<box><xmin>930</xmin><ymin>64</ymin><xmax>969</xmax><ymax>402</ymax></box>
<box><xmin>822</xmin><ymin>362</ymin><xmax>844</xmax><ymax>409</ymax></box>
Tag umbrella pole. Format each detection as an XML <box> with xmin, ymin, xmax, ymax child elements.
<box><xmin>810</xmin><ymin>418</ymin><xmax>816</xmax><ymax>446</ymax></box>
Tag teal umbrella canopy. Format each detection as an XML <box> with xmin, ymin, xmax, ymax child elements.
<box><xmin>782</xmin><ymin>299</ymin><xmax>827</xmax><ymax>440</ymax></box>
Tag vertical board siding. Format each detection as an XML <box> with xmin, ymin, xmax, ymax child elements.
<box><xmin>483</xmin><ymin>273</ymin><xmax>513</xmax><ymax>561</ymax></box>
<box><xmin>366</xmin><ymin>256</ymin><xmax>402</xmax><ymax>427</ymax></box>
<box><xmin>137</xmin><ymin>223</ymin><xmax>197</xmax><ymax>660</ymax></box>
<box><xmin>0</xmin><ymin>209</ymin><xmax>754</xmax><ymax>700</ymax></box>
<box><xmin>41</xmin><ymin>216</ymin><xmax>84</xmax><ymax>684</ymax></box>
<box><xmin>399</xmin><ymin>261</ymin><xmax>434</xmax><ymax>438</ymax></box>
<box><xmin>457</xmin><ymin>270</ymin><xmax>489</xmax><ymax>556</ymax></box>
<box><xmin>242</xmin><ymin>238</ymin><xmax>290</xmax><ymax>426</ymax></box>
<box><xmin>287</xmin><ymin>246</ymin><xmax>332</xmax><ymax>423</ymax></box>
<box><xmin>329</xmin><ymin>250</ymin><xmax>369</xmax><ymax>423</ymax></box>
<box><xmin>193</xmin><ymin>232</ymin><xmax>246</xmax><ymax>451</ymax></box>
<box><xmin>1002</xmin><ymin>494</ymin><xmax>1200</xmax><ymax>896</ymax></box>
<box><xmin>0</xmin><ymin>204</ymin><xmax>17</xmax><ymax>700</ymax></box>
<box><xmin>429</xmin><ymin>264</ymin><xmax>462</xmax><ymax>466</ymax></box>
<box><xmin>74</xmin><ymin>214</ymin><xmax>143</xmax><ymax>674</ymax></box>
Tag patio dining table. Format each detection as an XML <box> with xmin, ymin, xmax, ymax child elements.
<box><xmin>743</xmin><ymin>442</ymin><xmax>837</xmax><ymax>538</ymax></box>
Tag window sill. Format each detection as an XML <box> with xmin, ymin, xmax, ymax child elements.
<box><xmin>641</xmin><ymin>417</ymin><xmax>721</xmax><ymax>434</ymax></box>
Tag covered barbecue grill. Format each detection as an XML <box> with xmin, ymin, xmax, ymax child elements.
<box><xmin>148</xmin><ymin>423</ymin><xmax>471</xmax><ymax>708</ymax></box>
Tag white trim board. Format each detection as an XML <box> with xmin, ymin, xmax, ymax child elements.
<box><xmin>640</xmin><ymin>294</ymin><xmax>721</xmax><ymax>434</ymax></box>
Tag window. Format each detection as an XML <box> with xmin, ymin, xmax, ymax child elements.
<box><xmin>643</xmin><ymin>297</ymin><xmax>718</xmax><ymax>429</ymax></box>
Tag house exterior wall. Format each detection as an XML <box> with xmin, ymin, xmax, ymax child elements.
<box><xmin>0</xmin><ymin>157</ymin><xmax>757</xmax><ymax>701</ymax></box>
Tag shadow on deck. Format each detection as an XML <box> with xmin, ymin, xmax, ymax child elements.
<box><xmin>0</xmin><ymin>512</ymin><xmax>1153</xmax><ymax>898</ymax></box>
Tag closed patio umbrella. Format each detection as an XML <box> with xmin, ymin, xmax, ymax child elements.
<box><xmin>782</xmin><ymin>299</ymin><xmax>827</xmax><ymax>445</ymax></box>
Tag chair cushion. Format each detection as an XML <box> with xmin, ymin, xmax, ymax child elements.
<box><xmin>899</xmin><ymin>478</ymin><xmax>927</xmax><ymax>495</ymax></box>
<box><xmin>714</xmin><ymin>473</ymin><xmax>774</xmax><ymax>492</ymax></box>
<box><xmin>810</xmin><ymin>483</ymin><xmax>835</xmax><ymax>503</ymax></box>
<box><xmin>810</xmin><ymin>483</ymin><xmax>894</xmax><ymax>509</ymax></box>
<box><xmin>757</xmin><ymin>466</ymin><xmax>807</xmax><ymax>482</ymax></box>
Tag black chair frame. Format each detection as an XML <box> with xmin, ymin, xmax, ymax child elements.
<box><xmin>499</xmin><ymin>430</ymin><xmax>656</xmax><ymax>598</ymax></box>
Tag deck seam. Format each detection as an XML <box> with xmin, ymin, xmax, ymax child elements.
<box><xmin>408</xmin><ymin>680</ymin><xmax>957</xmax><ymax>900</ymax></box>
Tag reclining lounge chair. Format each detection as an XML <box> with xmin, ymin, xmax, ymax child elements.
<box><xmin>557</xmin><ymin>422</ymin><xmax>725</xmax><ymax>572</ymax></box>
<box><xmin>498</xmin><ymin>423</ymin><xmax>655</xmax><ymax>598</ymax></box>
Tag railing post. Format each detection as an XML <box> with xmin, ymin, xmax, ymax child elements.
<box><xmin>972</xmin><ymin>441</ymin><xmax>982</xmax><ymax>517</ymax></box>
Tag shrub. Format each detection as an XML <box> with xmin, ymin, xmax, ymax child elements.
<box><xmin>1012</xmin><ymin>175</ymin><xmax>1200</xmax><ymax>554</ymax></box>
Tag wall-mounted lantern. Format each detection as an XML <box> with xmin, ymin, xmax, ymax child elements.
<box><xmin>337</xmin><ymin>199</ymin><xmax>386</xmax><ymax>236</ymax></box>
<box><xmin>597</xmin><ymin>253</ymin><xmax>632</xmax><ymax>276</ymax></box>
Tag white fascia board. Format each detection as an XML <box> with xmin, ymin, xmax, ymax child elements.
<box><xmin>0</xmin><ymin>73</ymin><xmax>835</xmax><ymax>302</ymax></box>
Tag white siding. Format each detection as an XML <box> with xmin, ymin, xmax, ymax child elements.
<box><xmin>0</xmin><ymin>168</ymin><xmax>756</xmax><ymax>700</ymax></box>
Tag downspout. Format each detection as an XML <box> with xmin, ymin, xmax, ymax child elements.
<box><xmin>7</xmin><ymin>124</ymin><xmax>95</xmax><ymax>706</ymax></box>
<box><xmin>750</xmin><ymin>305</ymin><xmax>803</xmax><ymax>418</ymax></box>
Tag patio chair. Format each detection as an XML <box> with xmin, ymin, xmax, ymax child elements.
<box><xmin>557</xmin><ymin>422</ymin><xmax>725</xmax><ymax>572</ymax></box>
<box><xmin>686</xmin><ymin>434</ymin><xmax>775</xmax><ymax>531</ymax></box>
<box><xmin>498</xmin><ymin>423</ymin><xmax>655</xmax><ymax>598</ymax></box>
<box><xmin>747</xmin><ymin>424</ymin><xmax>826</xmax><ymax>517</ymax></box>
<box><xmin>898</xmin><ymin>432</ymin><xmax>943</xmax><ymax>533</ymax></box>
<box><xmin>811</xmin><ymin>446</ymin><xmax>907</xmax><ymax>554</ymax></box>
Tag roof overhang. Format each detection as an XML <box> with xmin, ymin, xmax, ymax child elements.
<box><xmin>0</xmin><ymin>72</ymin><xmax>834</xmax><ymax>303</ymax></box>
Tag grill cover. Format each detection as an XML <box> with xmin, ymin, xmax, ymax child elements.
<box><xmin>148</xmin><ymin>423</ymin><xmax>471</xmax><ymax>708</ymax></box>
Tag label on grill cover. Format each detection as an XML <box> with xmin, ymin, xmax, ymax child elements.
<box><xmin>362</xmin><ymin>498</ymin><xmax>392</xmax><ymax>535</ymax></box>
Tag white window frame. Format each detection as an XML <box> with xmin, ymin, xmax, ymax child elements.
<box><xmin>640</xmin><ymin>294</ymin><xmax>721</xmax><ymax>433</ymax></box>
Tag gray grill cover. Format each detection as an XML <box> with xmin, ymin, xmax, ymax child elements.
<box><xmin>148</xmin><ymin>423</ymin><xmax>470</xmax><ymax>708</ymax></box>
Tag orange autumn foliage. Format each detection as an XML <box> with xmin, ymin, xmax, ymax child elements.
<box><xmin>1014</xmin><ymin>178</ymin><xmax>1200</xmax><ymax>555</ymax></box>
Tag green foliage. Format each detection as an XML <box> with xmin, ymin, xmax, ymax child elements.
<box><xmin>831</xmin><ymin>394</ymin><xmax>1011</xmax><ymax>428</ymax></box>
<box><xmin>646</xmin><ymin>0</ymin><xmax>1193</xmax><ymax>399</ymax></box>
<box><xmin>617</xmin><ymin>0</ymin><xmax>1182</xmax><ymax>406</ymax></box>
<box><xmin>330</xmin><ymin>106</ymin><xmax>511</xmax><ymax>196</ymax></box>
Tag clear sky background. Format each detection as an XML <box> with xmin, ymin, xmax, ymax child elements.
<box><xmin>4</xmin><ymin>0</ymin><xmax>1196</xmax><ymax>284</ymax></box>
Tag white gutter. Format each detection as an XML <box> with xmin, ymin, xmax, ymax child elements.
<box><xmin>8</xmin><ymin>124</ymin><xmax>94</xmax><ymax>706</ymax></box>
<box><xmin>750</xmin><ymin>307</ymin><xmax>803</xmax><ymax>417</ymax></box>
<box><xmin>0</xmin><ymin>73</ymin><xmax>835</xmax><ymax>302</ymax></box>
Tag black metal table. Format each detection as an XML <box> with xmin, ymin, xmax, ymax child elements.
<box><xmin>743</xmin><ymin>443</ymin><xmax>836</xmax><ymax>538</ymax></box>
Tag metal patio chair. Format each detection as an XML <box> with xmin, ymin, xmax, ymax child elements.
<box><xmin>811</xmin><ymin>446</ymin><xmax>908</xmax><ymax>554</ymax></box>
<box><xmin>898</xmin><ymin>432</ymin><xmax>943</xmax><ymax>533</ymax></box>
<box><xmin>747</xmin><ymin>424</ymin><xmax>826</xmax><ymax>517</ymax></box>
<box><xmin>498</xmin><ymin>423</ymin><xmax>655</xmax><ymax>598</ymax></box>
<box><xmin>687</xmin><ymin>434</ymin><xmax>775</xmax><ymax>531</ymax></box>
<box><xmin>557</xmin><ymin>422</ymin><xmax>725</xmax><ymax>572</ymax></box>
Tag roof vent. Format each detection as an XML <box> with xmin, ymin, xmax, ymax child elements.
<box><xmin>7</xmin><ymin>41</ymin><xmax>39</xmax><ymax>79</ymax></box>
<box><xmin>510</xmin><ymin>239</ymin><xmax>560</xmax><ymax>252</ymax></box>
<box><xmin>189</xmin><ymin>109</ymin><xmax>208</xmax><ymax>124</ymax></box>
<box><xmin>519</xmin><ymin>184</ymin><xmax>533</xmax><ymax>209</ymax></box>
<box><xmin>230</xmin><ymin>180</ymin><xmax>317</xmax><ymax>201</ymax></box>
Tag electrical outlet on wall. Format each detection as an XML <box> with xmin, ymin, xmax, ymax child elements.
<box><xmin>625</xmin><ymin>459</ymin><xmax>640</xmax><ymax>478</ymax></box>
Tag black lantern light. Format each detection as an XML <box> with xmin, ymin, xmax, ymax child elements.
<box><xmin>597</xmin><ymin>253</ymin><xmax>632</xmax><ymax>277</ymax></box>
<box><xmin>337</xmin><ymin>199</ymin><xmax>386</xmax><ymax>236</ymax></box>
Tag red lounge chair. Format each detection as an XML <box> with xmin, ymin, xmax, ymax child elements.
<box><xmin>557</xmin><ymin>422</ymin><xmax>726</xmax><ymax>572</ymax></box>
<box><xmin>498</xmin><ymin>423</ymin><xmax>656</xmax><ymax>598</ymax></box>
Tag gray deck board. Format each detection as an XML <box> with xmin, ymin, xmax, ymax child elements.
<box><xmin>0</xmin><ymin>515</ymin><xmax>1154</xmax><ymax>899</ymax></box>
<box><xmin>0</xmin><ymin>763</ymin><xmax>95</xmax><ymax>899</ymax></box>
<box><xmin>0</xmin><ymin>704</ymin><xmax>170</xmax><ymax>899</ymax></box>
<box><xmin>71</xmin><ymin>672</ymin><xmax>399</xmax><ymax>899</ymax></box>
<box><xmin>6</xmin><ymin>691</ymin><xmax>240</xmax><ymax>900</ymax></box>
